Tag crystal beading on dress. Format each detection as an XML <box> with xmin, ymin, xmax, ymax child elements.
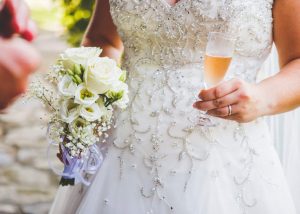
<box><xmin>104</xmin><ymin>0</ymin><xmax>277</xmax><ymax>212</ymax></box>
<box><xmin>109</xmin><ymin>0</ymin><xmax>273</xmax><ymax>81</ymax></box>
<box><xmin>50</xmin><ymin>0</ymin><xmax>296</xmax><ymax>214</ymax></box>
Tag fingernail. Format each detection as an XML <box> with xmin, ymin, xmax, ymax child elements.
<box><xmin>193</xmin><ymin>103</ymin><xmax>197</xmax><ymax>108</ymax></box>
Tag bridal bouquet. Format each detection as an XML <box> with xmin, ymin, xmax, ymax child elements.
<box><xmin>30</xmin><ymin>47</ymin><xmax>129</xmax><ymax>186</ymax></box>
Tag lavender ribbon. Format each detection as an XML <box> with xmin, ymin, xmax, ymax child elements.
<box><xmin>47</xmin><ymin>125</ymin><xmax>104</xmax><ymax>186</ymax></box>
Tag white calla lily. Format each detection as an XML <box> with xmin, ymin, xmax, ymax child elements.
<box><xmin>60</xmin><ymin>99</ymin><xmax>80</xmax><ymax>123</ymax></box>
<box><xmin>58</xmin><ymin>75</ymin><xmax>77</xmax><ymax>97</ymax></box>
<box><xmin>80</xmin><ymin>103</ymin><xmax>103</xmax><ymax>122</ymax></box>
<box><xmin>74</xmin><ymin>84</ymin><xmax>99</xmax><ymax>106</ymax></box>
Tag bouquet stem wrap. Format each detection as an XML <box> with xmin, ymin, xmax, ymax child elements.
<box><xmin>47</xmin><ymin>128</ymin><xmax>103</xmax><ymax>186</ymax></box>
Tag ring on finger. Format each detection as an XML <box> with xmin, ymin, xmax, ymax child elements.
<box><xmin>227</xmin><ymin>105</ymin><xmax>232</xmax><ymax>116</ymax></box>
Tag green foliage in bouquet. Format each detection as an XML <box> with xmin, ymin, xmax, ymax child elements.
<box><xmin>57</xmin><ymin>0</ymin><xmax>95</xmax><ymax>46</ymax></box>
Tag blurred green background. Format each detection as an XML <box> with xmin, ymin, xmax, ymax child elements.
<box><xmin>27</xmin><ymin>0</ymin><xmax>94</xmax><ymax>46</ymax></box>
<box><xmin>0</xmin><ymin>1</ymin><xmax>95</xmax><ymax>213</ymax></box>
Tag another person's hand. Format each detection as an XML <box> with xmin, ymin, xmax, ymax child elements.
<box><xmin>0</xmin><ymin>0</ymin><xmax>37</xmax><ymax>41</ymax></box>
<box><xmin>193</xmin><ymin>78</ymin><xmax>268</xmax><ymax>123</ymax></box>
<box><xmin>0</xmin><ymin>37</ymin><xmax>40</xmax><ymax>110</ymax></box>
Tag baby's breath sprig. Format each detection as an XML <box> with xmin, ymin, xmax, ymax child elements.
<box><xmin>47</xmin><ymin>64</ymin><xmax>65</xmax><ymax>83</ymax></box>
<box><xmin>29</xmin><ymin>80</ymin><xmax>59</xmax><ymax>112</ymax></box>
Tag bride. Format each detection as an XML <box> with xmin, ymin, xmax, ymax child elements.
<box><xmin>50</xmin><ymin>0</ymin><xmax>300</xmax><ymax>213</ymax></box>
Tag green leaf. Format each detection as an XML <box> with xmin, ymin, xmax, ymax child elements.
<box><xmin>106</xmin><ymin>90</ymin><xmax>124</xmax><ymax>100</ymax></box>
<box><xmin>72</xmin><ymin>76</ymin><xmax>77</xmax><ymax>83</ymax></box>
<box><xmin>74</xmin><ymin>64</ymin><xmax>82</xmax><ymax>75</ymax></box>
<box><xmin>80</xmin><ymin>64</ymin><xmax>85</xmax><ymax>73</ymax></box>
<box><xmin>74</xmin><ymin>75</ymin><xmax>83</xmax><ymax>83</ymax></box>
<box><xmin>119</xmin><ymin>70</ymin><xmax>127</xmax><ymax>82</ymax></box>
<box><xmin>67</xmin><ymin>69</ymin><xmax>74</xmax><ymax>76</ymax></box>
<box><xmin>56</xmin><ymin>0</ymin><xmax>95</xmax><ymax>46</ymax></box>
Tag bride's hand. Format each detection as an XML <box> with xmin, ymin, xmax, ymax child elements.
<box><xmin>193</xmin><ymin>78</ymin><xmax>267</xmax><ymax>123</ymax></box>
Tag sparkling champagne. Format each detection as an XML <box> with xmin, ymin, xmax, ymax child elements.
<box><xmin>204</xmin><ymin>54</ymin><xmax>232</xmax><ymax>85</ymax></box>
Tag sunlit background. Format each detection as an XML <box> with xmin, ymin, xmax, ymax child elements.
<box><xmin>0</xmin><ymin>0</ymin><xmax>94</xmax><ymax>213</ymax></box>
<box><xmin>1</xmin><ymin>1</ymin><xmax>300</xmax><ymax>214</ymax></box>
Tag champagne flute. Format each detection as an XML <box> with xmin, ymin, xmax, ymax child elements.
<box><xmin>199</xmin><ymin>32</ymin><xmax>235</xmax><ymax>126</ymax></box>
<box><xmin>204</xmin><ymin>32</ymin><xmax>235</xmax><ymax>87</ymax></box>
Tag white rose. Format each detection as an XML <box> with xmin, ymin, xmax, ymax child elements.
<box><xmin>74</xmin><ymin>84</ymin><xmax>99</xmax><ymax>106</ymax></box>
<box><xmin>58</xmin><ymin>75</ymin><xmax>77</xmax><ymax>97</ymax></box>
<box><xmin>84</xmin><ymin>57</ymin><xmax>122</xmax><ymax>94</ymax></box>
<box><xmin>60</xmin><ymin>99</ymin><xmax>80</xmax><ymax>123</ymax></box>
<box><xmin>60</xmin><ymin>47</ymin><xmax>102</xmax><ymax>69</ymax></box>
<box><xmin>79</xmin><ymin>103</ymin><xmax>103</xmax><ymax>122</ymax></box>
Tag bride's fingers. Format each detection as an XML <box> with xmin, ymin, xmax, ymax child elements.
<box><xmin>198</xmin><ymin>78</ymin><xmax>243</xmax><ymax>101</ymax></box>
<box><xmin>193</xmin><ymin>90</ymin><xmax>240</xmax><ymax>111</ymax></box>
<box><xmin>207</xmin><ymin>104</ymin><xmax>239</xmax><ymax>117</ymax></box>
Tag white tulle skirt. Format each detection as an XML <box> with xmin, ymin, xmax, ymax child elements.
<box><xmin>50</xmin><ymin>61</ymin><xmax>296</xmax><ymax>214</ymax></box>
<box><xmin>261</xmin><ymin>46</ymin><xmax>300</xmax><ymax>213</ymax></box>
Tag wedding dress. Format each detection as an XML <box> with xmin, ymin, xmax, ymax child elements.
<box><xmin>262</xmin><ymin>46</ymin><xmax>300</xmax><ymax>214</ymax></box>
<box><xmin>50</xmin><ymin>0</ymin><xmax>297</xmax><ymax>213</ymax></box>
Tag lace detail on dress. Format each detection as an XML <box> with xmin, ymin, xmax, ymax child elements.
<box><xmin>101</xmin><ymin>1</ymin><xmax>280</xmax><ymax>213</ymax></box>
<box><xmin>109</xmin><ymin>0</ymin><xmax>273</xmax><ymax>82</ymax></box>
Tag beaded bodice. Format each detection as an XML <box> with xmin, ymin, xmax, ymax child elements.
<box><xmin>109</xmin><ymin>0</ymin><xmax>273</xmax><ymax>82</ymax></box>
<box><xmin>95</xmin><ymin>1</ymin><xmax>283</xmax><ymax>213</ymax></box>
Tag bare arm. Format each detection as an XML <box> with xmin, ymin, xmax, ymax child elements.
<box><xmin>193</xmin><ymin>0</ymin><xmax>300</xmax><ymax>122</ymax></box>
<box><xmin>256</xmin><ymin>0</ymin><xmax>300</xmax><ymax>115</ymax></box>
<box><xmin>81</xmin><ymin>0</ymin><xmax>123</xmax><ymax>63</ymax></box>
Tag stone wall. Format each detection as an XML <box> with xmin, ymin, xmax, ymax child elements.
<box><xmin>0</xmin><ymin>32</ymin><xmax>69</xmax><ymax>214</ymax></box>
